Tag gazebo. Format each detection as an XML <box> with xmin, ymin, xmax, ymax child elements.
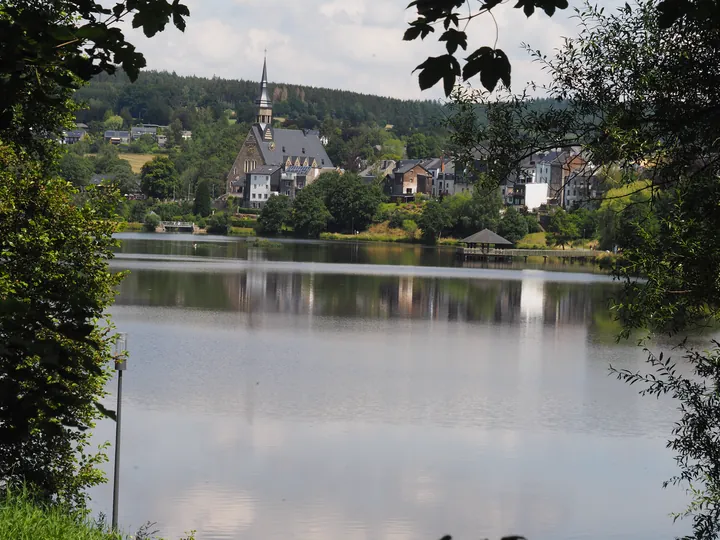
<box><xmin>461</xmin><ymin>229</ymin><xmax>512</xmax><ymax>253</ymax></box>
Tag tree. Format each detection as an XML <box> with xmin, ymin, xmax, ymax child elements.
<box><xmin>546</xmin><ymin>208</ymin><xmax>578</xmax><ymax>249</ymax></box>
<box><xmin>443</xmin><ymin>183</ymin><xmax>502</xmax><ymax>238</ymax></box>
<box><xmin>310</xmin><ymin>172</ymin><xmax>383</xmax><ymax>233</ymax></box>
<box><xmin>103</xmin><ymin>115</ymin><xmax>123</xmax><ymax>131</ymax></box>
<box><xmin>406</xmin><ymin>133</ymin><xmax>431</xmax><ymax>159</ymax></box>
<box><xmin>292</xmin><ymin>190</ymin><xmax>331</xmax><ymax>238</ymax></box>
<box><xmin>58</xmin><ymin>152</ymin><xmax>93</xmax><ymax>187</ymax></box>
<box><xmin>206</xmin><ymin>213</ymin><xmax>231</xmax><ymax>235</ymax></box>
<box><xmin>168</xmin><ymin>118</ymin><xmax>184</xmax><ymax>147</ymax></box>
<box><xmin>418</xmin><ymin>199</ymin><xmax>450</xmax><ymax>243</ymax></box>
<box><xmin>110</xmin><ymin>169</ymin><xmax>139</xmax><ymax>195</ymax></box>
<box><xmin>524</xmin><ymin>213</ymin><xmax>541</xmax><ymax>233</ymax></box>
<box><xmin>0</xmin><ymin>0</ymin><xmax>189</xmax><ymax>160</ymax></box>
<box><xmin>140</xmin><ymin>156</ymin><xmax>178</xmax><ymax>200</ymax></box>
<box><xmin>498</xmin><ymin>206</ymin><xmax>529</xmax><ymax>243</ymax></box>
<box><xmin>193</xmin><ymin>180</ymin><xmax>211</xmax><ymax>217</ymax></box>
<box><xmin>143</xmin><ymin>211</ymin><xmax>160</xmax><ymax>232</ymax></box>
<box><xmin>258</xmin><ymin>194</ymin><xmax>292</xmax><ymax>235</ymax></box>
<box><xmin>443</xmin><ymin>1</ymin><xmax>720</xmax><ymax>535</ymax></box>
<box><xmin>0</xmin><ymin>144</ymin><xmax>122</xmax><ymax>507</ymax></box>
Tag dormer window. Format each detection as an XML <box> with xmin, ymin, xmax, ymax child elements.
<box><xmin>302</xmin><ymin>148</ymin><xmax>305</xmax><ymax>154</ymax></box>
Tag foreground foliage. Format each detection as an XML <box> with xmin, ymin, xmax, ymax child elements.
<box><xmin>445</xmin><ymin>0</ymin><xmax>720</xmax><ymax>536</ymax></box>
<box><xmin>0</xmin><ymin>145</ymin><xmax>123</xmax><ymax>507</ymax></box>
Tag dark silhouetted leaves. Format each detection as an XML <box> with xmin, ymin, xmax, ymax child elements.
<box><xmin>463</xmin><ymin>47</ymin><xmax>511</xmax><ymax>92</ymax></box>
<box><xmin>439</xmin><ymin>28</ymin><xmax>468</xmax><ymax>54</ymax></box>
<box><xmin>414</xmin><ymin>54</ymin><xmax>461</xmax><ymax>95</ymax></box>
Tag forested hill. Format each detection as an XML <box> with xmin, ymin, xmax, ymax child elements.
<box><xmin>74</xmin><ymin>70</ymin><xmax>447</xmax><ymax>135</ymax></box>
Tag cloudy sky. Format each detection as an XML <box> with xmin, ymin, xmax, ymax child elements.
<box><xmin>122</xmin><ymin>0</ymin><xmax>590</xmax><ymax>101</ymax></box>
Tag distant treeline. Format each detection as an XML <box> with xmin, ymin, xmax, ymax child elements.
<box><xmin>74</xmin><ymin>71</ymin><xmax>449</xmax><ymax>136</ymax></box>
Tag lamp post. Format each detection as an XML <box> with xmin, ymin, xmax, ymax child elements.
<box><xmin>111</xmin><ymin>333</ymin><xmax>128</xmax><ymax>531</ymax></box>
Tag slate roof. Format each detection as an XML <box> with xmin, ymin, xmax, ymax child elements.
<box><xmin>76</xmin><ymin>123</ymin><xmax>89</xmax><ymax>129</ymax></box>
<box><xmin>395</xmin><ymin>160</ymin><xmax>430</xmax><ymax>175</ymax></box>
<box><xmin>248</xmin><ymin>164</ymin><xmax>281</xmax><ymax>175</ymax></box>
<box><xmin>251</xmin><ymin>125</ymin><xmax>333</xmax><ymax>167</ymax></box>
<box><xmin>131</xmin><ymin>126</ymin><xmax>157</xmax><ymax>135</ymax></box>
<box><xmin>461</xmin><ymin>229</ymin><xmax>513</xmax><ymax>245</ymax></box>
<box><xmin>285</xmin><ymin>165</ymin><xmax>312</xmax><ymax>174</ymax></box>
<box><xmin>64</xmin><ymin>130</ymin><xmax>86</xmax><ymax>138</ymax></box>
<box><xmin>539</xmin><ymin>150</ymin><xmax>564</xmax><ymax>163</ymax></box>
<box><xmin>421</xmin><ymin>158</ymin><xmax>443</xmax><ymax>171</ymax></box>
<box><xmin>104</xmin><ymin>130</ymin><xmax>129</xmax><ymax>138</ymax></box>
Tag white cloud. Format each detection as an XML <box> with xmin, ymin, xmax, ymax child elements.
<box><xmin>119</xmin><ymin>0</ymin><xmax>592</xmax><ymax>100</ymax></box>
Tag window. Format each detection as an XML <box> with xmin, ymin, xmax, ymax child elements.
<box><xmin>252</xmin><ymin>193</ymin><xmax>256</xmax><ymax>199</ymax></box>
<box><xmin>264</xmin><ymin>193</ymin><xmax>268</xmax><ymax>199</ymax></box>
<box><xmin>439</xmin><ymin>182</ymin><xmax>443</xmax><ymax>189</ymax></box>
<box><xmin>406</xmin><ymin>188</ymin><xmax>412</xmax><ymax>194</ymax></box>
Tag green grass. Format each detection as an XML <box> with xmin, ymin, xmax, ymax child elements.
<box><xmin>115</xmin><ymin>221</ymin><xmax>143</xmax><ymax>232</ymax></box>
<box><xmin>0</xmin><ymin>487</ymin><xmax>196</xmax><ymax>540</ymax></box>
<box><xmin>0</xmin><ymin>488</ymin><xmax>114</xmax><ymax>540</ymax></box>
<box><xmin>228</xmin><ymin>227</ymin><xmax>255</xmax><ymax>237</ymax></box>
<box><xmin>517</xmin><ymin>231</ymin><xmax>547</xmax><ymax>248</ymax></box>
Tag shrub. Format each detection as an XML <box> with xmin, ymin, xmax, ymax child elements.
<box><xmin>206</xmin><ymin>213</ymin><xmax>231</xmax><ymax>235</ymax></box>
<box><xmin>402</xmin><ymin>219</ymin><xmax>418</xmax><ymax>241</ymax></box>
<box><xmin>195</xmin><ymin>217</ymin><xmax>206</xmax><ymax>229</ymax></box>
<box><xmin>143</xmin><ymin>212</ymin><xmax>160</xmax><ymax>232</ymax></box>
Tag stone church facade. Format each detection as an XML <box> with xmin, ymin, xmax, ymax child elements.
<box><xmin>226</xmin><ymin>57</ymin><xmax>333</xmax><ymax>200</ymax></box>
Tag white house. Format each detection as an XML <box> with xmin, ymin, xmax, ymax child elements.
<box><xmin>247</xmin><ymin>165</ymin><xmax>281</xmax><ymax>208</ymax></box>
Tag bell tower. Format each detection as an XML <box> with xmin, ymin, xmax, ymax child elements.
<box><xmin>255</xmin><ymin>53</ymin><xmax>273</xmax><ymax>133</ymax></box>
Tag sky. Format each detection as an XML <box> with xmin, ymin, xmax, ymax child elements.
<box><xmin>120</xmin><ymin>0</ymin><xmax>594</xmax><ymax>101</ymax></box>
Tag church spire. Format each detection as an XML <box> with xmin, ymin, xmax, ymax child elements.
<box><xmin>255</xmin><ymin>52</ymin><xmax>272</xmax><ymax>129</ymax></box>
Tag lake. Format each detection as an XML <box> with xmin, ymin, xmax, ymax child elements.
<box><xmin>89</xmin><ymin>233</ymin><xmax>689</xmax><ymax>540</ymax></box>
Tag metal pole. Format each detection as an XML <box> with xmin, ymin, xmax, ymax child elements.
<box><xmin>111</xmin><ymin>333</ymin><xmax>127</xmax><ymax>532</ymax></box>
<box><xmin>111</xmin><ymin>369</ymin><xmax>123</xmax><ymax>530</ymax></box>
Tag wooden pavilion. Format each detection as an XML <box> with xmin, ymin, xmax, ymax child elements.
<box><xmin>461</xmin><ymin>229</ymin><xmax>513</xmax><ymax>252</ymax></box>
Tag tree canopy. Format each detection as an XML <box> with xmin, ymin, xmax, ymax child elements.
<box><xmin>443</xmin><ymin>1</ymin><xmax>720</xmax><ymax>535</ymax></box>
<box><xmin>140</xmin><ymin>156</ymin><xmax>178</xmax><ymax>200</ymax></box>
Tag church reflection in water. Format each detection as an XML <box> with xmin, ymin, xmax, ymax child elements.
<box><xmin>116</xmin><ymin>266</ymin><xmax>616</xmax><ymax>329</ymax></box>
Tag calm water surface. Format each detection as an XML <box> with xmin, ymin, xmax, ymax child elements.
<box><xmin>90</xmin><ymin>233</ymin><xmax>689</xmax><ymax>540</ymax></box>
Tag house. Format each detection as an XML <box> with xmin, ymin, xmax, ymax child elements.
<box><xmin>62</xmin><ymin>129</ymin><xmax>87</xmax><ymax>144</ymax></box>
<box><xmin>247</xmin><ymin>165</ymin><xmax>282</xmax><ymax>208</ymax></box>
<box><xmin>227</xmin><ymin>56</ymin><xmax>333</xmax><ymax>198</ymax></box>
<box><xmin>358</xmin><ymin>159</ymin><xmax>396</xmax><ymax>185</ymax></box>
<box><xmin>181</xmin><ymin>130</ymin><xmax>192</xmax><ymax>141</ymax></box>
<box><xmin>564</xmin><ymin>172</ymin><xmax>600</xmax><ymax>208</ymax></box>
<box><xmin>104</xmin><ymin>130</ymin><xmax>130</xmax><ymax>144</ymax></box>
<box><xmin>390</xmin><ymin>160</ymin><xmax>432</xmax><ymax>201</ymax></box>
<box><xmin>131</xmin><ymin>126</ymin><xmax>157</xmax><ymax>140</ymax></box>
<box><xmin>280</xmin><ymin>165</ymin><xmax>323</xmax><ymax>198</ymax></box>
<box><xmin>157</xmin><ymin>134</ymin><xmax>168</xmax><ymax>147</ymax></box>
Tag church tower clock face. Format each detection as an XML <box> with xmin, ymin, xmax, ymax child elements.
<box><xmin>269</xmin><ymin>141</ymin><xmax>276</xmax><ymax>151</ymax></box>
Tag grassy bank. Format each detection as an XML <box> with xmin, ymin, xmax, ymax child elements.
<box><xmin>0</xmin><ymin>488</ymin><xmax>113</xmax><ymax>540</ymax></box>
<box><xmin>228</xmin><ymin>227</ymin><xmax>255</xmax><ymax>237</ymax></box>
<box><xmin>115</xmin><ymin>221</ymin><xmax>143</xmax><ymax>232</ymax></box>
<box><xmin>0</xmin><ymin>488</ymin><xmax>195</xmax><ymax>540</ymax></box>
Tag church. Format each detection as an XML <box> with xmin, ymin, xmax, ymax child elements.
<box><xmin>226</xmin><ymin>57</ymin><xmax>334</xmax><ymax>205</ymax></box>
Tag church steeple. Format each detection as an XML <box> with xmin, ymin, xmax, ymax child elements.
<box><xmin>255</xmin><ymin>53</ymin><xmax>272</xmax><ymax>131</ymax></box>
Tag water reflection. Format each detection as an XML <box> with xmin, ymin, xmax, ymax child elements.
<box><xmin>91</xmin><ymin>237</ymin><xmax>690</xmax><ymax>540</ymax></box>
<box><xmin>115</xmin><ymin>265</ymin><xmax>616</xmax><ymax>331</ymax></box>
